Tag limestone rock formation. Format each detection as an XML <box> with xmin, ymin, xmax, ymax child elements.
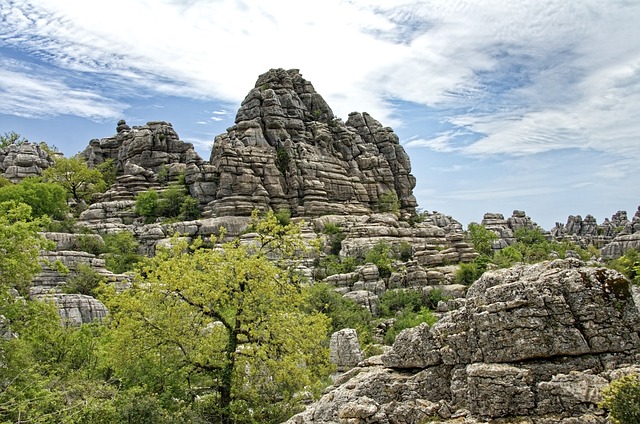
<box><xmin>330</xmin><ymin>329</ymin><xmax>365</xmax><ymax>372</ymax></box>
<box><xmin>286</xmin><ymin>259</ymin><xmax>640</xmax><ymax>423</ymax></box>
<box><xmin>205</xmin><ymin>68</ymin><xmax>417</xmax><ymax>217</ymax></box>
<box><xmin>481</xmin><ymin>210</ymin><xmax>541</xmax><ymax>250</ymax></box>
<box><xmin>0</xmin><ymin>142</ymin><xmax>55</xmax><ymax>182</ymax></box>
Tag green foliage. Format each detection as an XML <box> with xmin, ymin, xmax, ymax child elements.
<box><xmin>0</xmin><ymin>176</ymin><xmax>69</xmax><ymax>220</ymax></box>
<box><xmin>74</xmin><ymin>233</ymin><xmax>106</xmax><ymax>256</ymax></box>
<box><xmin>599</xmin><ymin>373</ymin><xmax>640</xmax><ymax>424</ymax></box>
<box><xmin>179</xmin><ymin>195</ymin><xmax>201</xmax><ymax>221</ymax></box>
<box><xmin>134</xmin><ymin>187</ymin><xmax>201</xmax><ymax>223</ymax></box>
<box><xmin>364</xmin><ymin>241</ymin><xmax>395</xmax><ymax>279</ymax></box>
<box><xmin>274</xmin><ymin>208</ymin><xmax>291</xmax><ymax>226</ymax></box>
<box><xmin>607</xmin><ymin>250</ymin><xmax>640</xmax><ymax>286</ymax></box>
<box><xmin>44</xmin><ymin>156</ymin><xmax>106</xmax><ymax>206</ymax></box>
<box><xmin>379</xmin><ymin>289</ymin><xmax>424</xmax><ymax>317</ymax></box>
<box><xmin>100</xmin><ymin>213</ymin><xmax>331</xmax><ymax>424</ymax></box>
<box><xmin>157</xmin><ymin>165</ymin><xmax>170</xmax><ymax>185</ymax></box>
<box><xmin>377</xmin><ymin>191</ymin><xmax>400</xmax><ymax>213</ymax></box>
<box><xmin>398</xmin><ymin>241</ymin><xmax>413</xmax><ymax>262</ymax></box>
<box><xmin>135</xmin><ymin>189</ymin><xmax>160</xmax><ymax>223</ymax></box>
<box><xmin>383</xmin><ymin>307</ymin><xmax>437</xmax><ymax>345</ymax></box>
<box><xmin>467</xmin><ymin>222</ymin><xmax>498</xmax><ymax>257</ymax></box>
<box><xmin>62</xmin><ymin>263</ymin><xmax>107</xmax><ymax>296</ymax></box>
<box><xmin>456</xmin><ymin>255</ymin><xmax>491</xmax><ymax>285</ymax></box>
<box><xmin>315</xmin><ymin>255</ymin><xmax>359</xmax><ymax>279</ymax></box>
<box><xmin>305</xmin><ymin>283</ymin><xmax>373</xmax><ymax>345</ymax></box>
<box><xmin>103</xmin><ymin>231</ymin><xmax>141</xmax><ymax>274</ymax></box>
<box><xmin>96</xmin><ymin>159</ymin><xmax>117</xmax><ymax>187</ymax></box>
<box><xmin>275</xmin><ymin>146</ymin><xmax>290</xmax><ymax>175</ymax></box>
<box><xmin>323</xmin><ymin>223</ymin><xmax>346</xmax><ymax>256</ymax></box>
<box><xmin>0</xmin><ymin>131</ymin><xmax>27</xmax><ymax>148</ymax></box>
<box><xmin>0</xmin><ymin>201</ymin><xmax>53</xmax><ymax>294</ymax></box>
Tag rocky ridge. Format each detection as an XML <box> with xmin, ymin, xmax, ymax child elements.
<box><xmin>288</xmin><ymin>259</ymin><xmax>640</xmax><ymax>423</ymax></box>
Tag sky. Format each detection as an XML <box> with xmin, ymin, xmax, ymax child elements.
<box><xmin>1</xmin><ymin>0</ymin><xmax>639</xmax><ymax>229</ymax></box>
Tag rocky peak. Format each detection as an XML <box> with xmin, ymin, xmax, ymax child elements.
<box><xmin>207</xmin><ymin>68</ymin><xmax>417</xmax><ymax>217</ymax></box>
<box><xmin>0</xmin><ymin>141</ymin><xmax>55</xmax><ymax>182</ymax></box>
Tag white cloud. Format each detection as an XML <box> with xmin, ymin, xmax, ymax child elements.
<box><xmin>1</xmin><ymin>0</ymin><xmax>639</xmax><ymax>170</ymax></box>
<box><xmin>0</xmin><ymin>58</ymin><xmax>126</xmax><ymax>119</ymax></box>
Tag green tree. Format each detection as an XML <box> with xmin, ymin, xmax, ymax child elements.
<box><xmin>0</xmin><ymin>131</ymin><xmax>27</xmax><ymax>148</ymax></box>
<box><xmin>96</xmin><ymin>158</ymin><xmax>117</xmax><ymax>187</ymax></box>
<box><xmin>0</xmin><ymin>201</ymin><xmax>53</xmax><ymax>294</ymax></box>
<box><xmin>364</xmin><ymin>241</ymin><xmax>395</xmax><ymax>279</ymax></box>
<box><xmin>101</xmin><ymin>211</ymin><xmax>331</xmax><ymax>423</ymax></box>
<box><xmin>0</xmin><ymin>177</ymin><xmax>69</xmax><ymax>220</ymax></box>
<box><xmin>607</xmin><ymin>250</ymin><xmax>640</xmax><ymax>286</ymax></box>
<box><xmin>103</xmin><ymin>231</ymin><xmax>142</xmax><ymax>274</ymax></box>
<box><xmin>600</xmin><ymin>373</ymin><xmax>640</xmax><ymax>424</ymax></box>
<box><xmin>135</xmin><ymin>189</ymin><xmax>160</xmax><ymax>223</ymax></box>
<box><xmin>44</xmin><ymin>156</ymin><xmax>106</xmax><ymax>206</ymax></box>
<box><xmin>467</xmin><ymin>222</ymin><xmax>498</xmax><ymax>257</ymax></box>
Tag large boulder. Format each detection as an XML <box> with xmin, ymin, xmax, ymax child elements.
<box><xmin>286</xmin><ymin>259</ymin><xmax>640</xmax><ymax>423</ymax></box>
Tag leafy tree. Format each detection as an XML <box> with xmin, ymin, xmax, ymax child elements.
<box><xmin>100</xmin><ymin>211</ymin><xmax>331</xmax><ymax>423</ymax></box>
<box><xmin>103</xmin><ymin>231</ymin><xmax>142</xmax><ymax>274</ymax></box>
<box><xmin>0</xmin><ymin>201</ymin><xmax>53</xmax><ymax>294</ymax></box>
<box><xmin>607</xmin><ymin>249</ymin><xmax>640</xmax><ymax>286</ymax></box>
<box><xmin>0</xmin><ymin>177</ymin><xmax>68</xmax><ymax>220</ymax></box>
<box><xmin>44</xmin><ymin>156</ymin><xmax>106</xmax><ymax>205</ymax></box>
<box><xmin>62</xmin><ymin>263</ymin><xmax>107</xmax><ymax>296</ymax></box>
<box><xmin>135</xmin><ymin>189</ymin><xmax>160</xmax><ymax>223</ymax></box>
<box><xmin>96</xmin><ymin>158</ymin><xmax>117</xmax><ymax>187</ymax></box>
<box><xmin>467</xmin><ymin>222</ymin><xmax>498</xmax><ymax>257</ymax></box>
<box><xmin>377</xmin><ymin>191</ymin><xmax>400</xmax><ymax>213</ymax></box>
<box><xmin>306</xmin><ymin>283</ymin><xmax>373</xmax><ymax>344</ymax></box>
<box><xmin>379</xmin><ymin>289</ymin><xmax>424</xmax><ymax>317</ymax></box>
<box><xmin>0</xmin><ymin>131</ymin><xmax>27</xmax><ymax>148</ymax></box>
<box><xmin>364</xmin><ymin>241</ymin><xmax>395</xmax><ymax>279</ymax></box>
<box><xmin>600</xmin><ymin>373</ymin><xmax>640</xmax><ymax>424</ymax></box>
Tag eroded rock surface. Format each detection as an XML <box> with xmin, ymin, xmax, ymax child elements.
<box><xmin>286</xmin><ymin>259</ymin><xmax>640</xmax><ymax>423</ymax></box>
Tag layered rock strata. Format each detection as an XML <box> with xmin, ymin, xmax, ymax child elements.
<box><xmin>0</xmin><ymin>142</ymin><xmax>54</xmax><ymax>182</ymax></box>
<box><xmin>287</xmin><ymin>259</ymin><xmax>640</xmax><ymax>423</ymax></box>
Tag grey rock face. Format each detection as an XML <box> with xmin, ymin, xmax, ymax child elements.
<box><xmin>329</xmin><ymin>329</ymin><xmax>364</xmax><ymax>372</ymax></box>
<box><xmin>206</xmin><ymin>68</ymin><xmax>417</xmax><ymax>217</ymax></box>
<box><xmin>286</xmin><ymin>259</ymin><xmax>640</xmax><ymax>423</ymax></box>
<box><xmin>0</xmin><ymin>142</ymin><xmax>54</xmax><ymax>182</ymax></box>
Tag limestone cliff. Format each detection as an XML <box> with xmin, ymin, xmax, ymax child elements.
<box><xmin>287</xmin><ymin>259</ymin><xmax>640</xmax><ymax>423</ymax></box>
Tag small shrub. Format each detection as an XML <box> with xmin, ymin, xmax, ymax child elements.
<box><xmin>379</xmin><ymin>289</ymin><xmax>423</xmax><ymax>318</ymax></box>
<box><xmin>275</xmin><ymin>146</ymin><xmax>290</xmax><ymax>175</ymax></box>
<box><xmin>157</xmin><ymin>165</ymin><xmax>170</xmax><ymax>186</ymax></box>
<box><xmin>274</xmin><ymin>209</ymin><xmax>291</xmax><ymax>226</ymax></box>
<box><xmin>135</xmin><ymin>190</ymin><xmax>159</xmax><ymax>223</ymax></box>
<box><xmin>425</xmin><ymin>288</ymin><xmax>450</xmax><ymax>310</ymax></box>
<box><xmin>323</xmin><ymin>223</ymin><xmax>346</xmax><ymax>256</ymax></box>
<box><xmin>455</xmin><ymin>255</ymin><xmax>490</xmax><ymax>285</ymax></box>
<box><xmin>62</xmin><ymin>263</ymin><xmax>107</xmax><ymax>296</ymax></box>
<box><xmin>103</xmin><ymin>231</ymin><xmax>141</xmax><ymax>274</ymax></box>
<box><xmin>74</xmin><ymin>234</ymin><xmax>105</xmax><ymax>256</ymax></box>
<box><xmin>383</xmin><ymin>307</ymin><xmax>437</xmax><ymax>345</ymax></box>
<box><xmin>607</xmin><ymin>249</ymin><xmax>640</xmax><ymax>286</ymax></box>
<box><xmin>599</xmin><ymin>373</ymin><xmax>640</xmax><ymax>424</ymax></box>
<box><xmin>467</xmin><ymin>222</ymin><xmax>497</xmax><ymax>257</ymax></box>
<box><xmin>398</xmin><ymin>241</ymin><xmax>413</xmax><ymax>262</ymax></box>
<box><xmin>157</xmin><ymin>186</ymin><xmax>186</xmax><ymax>218</ymax></box>
<box><xmin>305</xmin><ymin>283</ymin><xmax>373</xmax><ymax>344</ymax></box>
<box><xmin>97</xmin><ymin>159</ymin><xmax>117</xmax><ymax>187</ymax></box>
<box><xmin>316</xmin><ymin>255</ymin><xmax>359</xmax><ymax>278</ymax></box>
<box><xmin>179</xmin><ymin>196</ymin><xmax>201</xmax><ymax>221</ymax></box>
<box><xmin>364</xmin><ymin>241</ymin><xmax>395</xmax><ymax>279</ymax></box>
<box><xmin>377</xmin><ymin>191</ymin><xmax>400</xmax><ymax>214</ymax></box>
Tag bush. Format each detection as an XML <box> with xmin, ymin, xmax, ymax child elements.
<box><xmin>383</xmin><ymin>307</ymin><xmax>437</xmax><ymax>345</ymax></box>
<box><xmin>0</xmin><ymin>177</ymin><xmax>68</xmax><ymax>220</ymax></box>
<box><xmin>135</xmin><ymin>190</ymin><xmax>160</xmax><ymax>223</ymax></box>
<box><xmin>74</xmin><ymin>234</ymin><xmax>105</xmax><ymax>256</ymax></box>
<box><xmin>378</xmin><ymin>289</ymin><xmax>423</xmax><ymax>318</ymax></box>
<box><xmin>62</xmin><ymin>263</ymin><xmax>107</xmax><ymax>296</ymax></box>
<box><xmin>467</xmin><ymin>222</ymin><xmax>497</xmax><ymax>257</ymax></box>
<box><xmin>179</xmin><ymin>196</ymin><xmax>201</xmax><ymax>221</ymax></box>
<box><xmin>103</xmin><ymin>231</ymin><xmax>141</xmax><ymax>274</ymax></box>
<box><xmin>600</xmin><ymin>373</ymin><xmax>640</xmax><ymax>424</ymax></box>
<box><xmin>306</xmin><ymin>283</ymin><xmax>373</xmax><ymax>344</ymax></box>
<box><xmin>364</xmin><ymin>241</ymin><xmax>395</xmax><ymax>279</ymax></box>
<box><xmin>157</xmin><ymin>186</ymin><xmax>186</xmax><ymax>218</ymax></box>
<box><xmin>456</xmin><ymin>255</ymin><xmax>491</xmax><ymax>285</ymax></box>
<box><xmin>275</xmin><ymin>208</ymin><xmax>291</xmax><ymax>226</ymax></box>
<box><xmin>607</xmin><ymin>250</ymin><xmax>640</xmax><ymax>286</ymax></box>
<box><xmin>316</xmin><ymin>255</ymin><xmax>359</xmax><ymax>278</ymax></box>
<box><xmin>323</xmin><ymin>223</ymin><xmax>345</xmax><ymax>256</ymax></box>
<box><xmin>377</xmin><ymin>191</ymin><xmax>400</xmax><ymax>213</ymax></box>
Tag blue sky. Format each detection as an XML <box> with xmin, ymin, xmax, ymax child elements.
<box><xmin>1</xmin><ymin>0</ymin><xmax>639</xmax><ymax>229</ymax></box>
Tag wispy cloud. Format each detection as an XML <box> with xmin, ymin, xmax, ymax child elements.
<box><xmin>1</xmin><ymin>0</ymin><xmax>639</xmax><ymax>169</ymax></box>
